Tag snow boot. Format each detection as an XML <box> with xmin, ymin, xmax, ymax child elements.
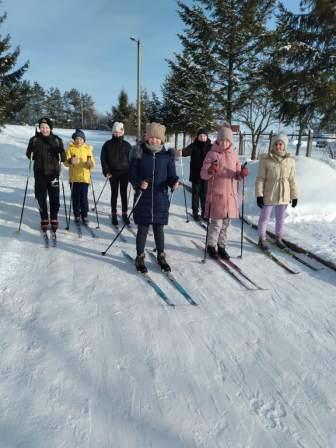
<box><xmin>50</xmin><ymin>220</ymin><xmax>58</xmax><ymax>233</ymax></box>
<box><xmin>207</xmin><ymin>245</ymin><xmax>218</xmax><ymax>259</ymax></box>
<box><xmin>157</xmin><ymin>252</ymin><xmax>171</xmax><ymax>272</ymax></box>
<box><xmin>218</xmin><ymin>245</ymin><xmax>230</xmax><ymax>260</ymax></box>
<box><xmin>122</xmin><ymin>213</ymin><xmax>130</xmax><ymax>225</ymax></box>
<box><xmin>112</xmin><ymin>214</ymin><xmax>118</xmax><ymax>226</ymax></box>
<box><xmin>275</xmin><ymin>236</ymin><xmax>286</xmax><ymax>249</ymax></box>
<box><xmin>41</xmin><ymin>219</ymin><xmax>49</xmax><ymax>232</ymax></box>
<box><xmin>258</xmin><ymin>238</ymin><xmax>270</xmax><ymax>252</ymax></box>
<box><xmin>135</xmin><ymin>253</ymin><xmax>148</xmax><ymax>274</ymax></box>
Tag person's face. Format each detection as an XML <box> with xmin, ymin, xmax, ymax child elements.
<box><xmin>113</xmin><ymin>130</ymin><xmax>124</xmax><ymax>138</ymax></box>
<box><xmin>74</xmin><ymin>137</ymin><xmax>85</xmax><ymax>146</ymax></box>
<box><xmin>274</xmin><ymin>140</ymin><xmax>285</xmax><ymax>155</ymax></box>
<box><xmin>198</xmin><ymin>134</ymin><xmax>207</xmax><ymax>142</ymax></box>
<box><xmin>148</xmin><ymin>137</ymin><xmax>162</xmax><ymax>145</ymax></box>
<box><xmin>39</xmin><ymin>123</ymin><xmax>51</xmax><ymax>136</ymax></box>
<box><xmin>218</xmin><ymin>138</ymin><xmax>231</xmax><ymax>150</ymax></box>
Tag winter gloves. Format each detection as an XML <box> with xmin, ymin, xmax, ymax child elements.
<box><xmin>257</xmin><ymin>197</ymin><xmax>298</xmax><ymax>208</ymax></box>
<box><xmin>240</xmin><ymin>165</ymin><xmax>249</xmax><ymax>177</ymax></box>
<box><xmin>208</xmin><ymin>160</ymin><xmax>219</xmax><ymax>175</ymax></box>
<box><xmin>257</xmin><ymin>196</ymin><xmax>264</xmax><ymax>208</ymax></box>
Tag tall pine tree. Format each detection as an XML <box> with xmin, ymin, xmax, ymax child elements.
<box><xmin>0</xmin><ymin>8</ymin><xmax>29</xmax><ymax>128</ymax></box>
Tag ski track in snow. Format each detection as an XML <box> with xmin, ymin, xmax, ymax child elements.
<box><xmin>0</xmin><ymin>126</ymin><xmax>335</xmax><ymax>448</ymax></box>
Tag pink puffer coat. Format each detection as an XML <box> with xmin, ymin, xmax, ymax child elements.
<box><xmin>200</xmin><ymin>143</ymin><xmax>241</xmax><ymax>219</ymax></box>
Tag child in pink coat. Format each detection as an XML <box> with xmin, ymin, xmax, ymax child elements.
<box><xmin>200</xmin><ymin>125</ymin><xmax>248</xmax><ymax>259</ymax></box>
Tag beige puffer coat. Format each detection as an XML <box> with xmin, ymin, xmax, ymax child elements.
<box><xmin>255</xmin><ymin>152</ymin><xmax>298</xmax><ymax>205</ymax></box>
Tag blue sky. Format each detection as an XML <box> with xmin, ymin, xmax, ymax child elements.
<box><xmin>3</xmin><ymin>0</ymin><xmax>301</xmax><ymax>114</ymax></box>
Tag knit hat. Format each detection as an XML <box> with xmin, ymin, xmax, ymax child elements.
<box><xmin>273</xmin><ymin>132</ymin><xmax>288</xmax><ymax>151</ymax></box>
<box><xmin>197</xmin><ymin>127</ymin><xmax>208</xmax><ymax>136</ymax></box>
<box><xmin>112</xmin><ymin>122</ymin><xmax>124</xmax><ymax>134</ymax></box>
<box><xmin>72</xmin><ymin>129</ymin><xmax>86</xmax><ymax>141</ymax></box>
<box><xmin>146</xmin><ymin>122</ymin><xmax>166</xmax><ymax>143</ymax></box>
<box><xmin>38</xmin><ymin>117</ymin><xmax>53</xmax><ymax>130</ymax></box>
<box><xmin>217</xmin><ymin>125</ymin><xmax>233</xmax><ymax>143</ymax></box>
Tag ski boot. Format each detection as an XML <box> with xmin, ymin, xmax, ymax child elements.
<box><xmin>157</xmin><ymin>252</ymin><xmax>171</xmax><ymax>272</ymax></box>
<box><xmin>258</xmin><ymin>238</ymin><xmax>270</xmax><ymax>252</ymax></box>
<box><xmin>112</xmin><ymin>214</ymin><xmax>118</xmax><ymax>226</ymax></box>
<box><xmin>122</xmin><ymin>213</ymin><xmax>130</xmax><ymax>226</ymax></box>
<box><xmin>40</xmin><ymin>219</ymin><xmax>49</xmax><ymax>232</ymax></box>
<box><xmin>275</xmin><ymin>236</ymin><xmax>286</xmax><ymax>250</ymax></box>
<box><xmin>74</xmin><ymin>216</ymin><xmax>81</xmax><ymax>224</ymax></box>
<box><xmin>50</xmin><ymin>219</ymin><xmax>58</xmax><ymax>233</ymax></box>
<box><xmin>218</xmin><ymin>245</ymin><xmax>230</xmax><ymax>260</ymax></box>
<box><xmin>207</xmin><ymin>245</ymin><xmax>218</xmax><ymax>259</ymax></box>
<box><xmin>135</xmin><ymin>253</ymin><xmax>148</xmax><ymax>274</ymax></box>
<box><xmin>82</xmin><ymin>216</ymin><xmax>89</xmax><ymax>225</ymax></box>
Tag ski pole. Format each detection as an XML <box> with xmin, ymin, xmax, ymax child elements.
<box><xmin>239</xmin><ymin>161</ymin><xmax>247</xmax><ymax>258</ymax></box>
<box><xmin>59</xmin><ymin>154</ymin><xmax>69</xmax><ymax>229</ymax></box>
<box><xmin>66</xmin><ymin>182</ymin><xmax>73</xmax><ymax>231</ymax></box>
<box><xmin>102</xmin><ymin>190</ymin><xmax>143</xmax><ymax>255</ymax></box>
<box><xmin>17</xmin><ymin>153</ymin><xmax>33</xmax><ymax>233</ymax></box>
<box><xmin>91</xmin><ymin>177</ymin><xmax>108</xmax><ymax>211</ymax></box>
<box><xmin>202</xmin><ymin>172</ymin><xmax>215</xmax><ymax>263</ymax></box>
<box><xmin>88</xmin><ymin>156</ymin><xmax>100</xmax><ymax>229</ymax></box>
<box><xmin>179</xmin><ymin>152</ymin><xmax>189</xmax><ymax>222</ymax></box>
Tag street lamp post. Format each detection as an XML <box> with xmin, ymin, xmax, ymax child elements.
<box><xmin>130</xmin><ymin>36</ymin><xmax>141</xmax><ymax>140</ymax></box>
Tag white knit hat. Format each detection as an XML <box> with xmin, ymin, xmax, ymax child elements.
<box><xmin>273</xmin><ymin>132</ymin><xmax>288</xmax><ymax>151</ymax></box>
<box><xmin>112</xmin><ymin>122</ymin><xmax>124</xmax><ymax>134</ymax></box>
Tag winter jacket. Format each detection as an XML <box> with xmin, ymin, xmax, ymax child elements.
<box><xmin>26</xmin><ymin>133</ymin><xmax>65</xmax><ymax>177</ymax></box>
<box><xmin>255</xmin><ymin>152</ymin><xmax>298</xmax><ymax>205</ymax></box>
<box><xmin>129</xmin><ymin>143</ymin><xmax>179</xmax><ymax>225</ymax></box>
<box><xmin>100</xmin><ymin>136</ymin><xmax>132</xmax><ymax>176</ymax></box>
<box><xmin>200</xmin><ymin>142</ymin><xmax>241</xmax><ymax>219</ymax></box>
<box><xmin>182</xmin><ymin>138</ymin><xmax>212</xmax><ymax>183</ymax></box>
<box><xmin>64</xmin><ymin>142</ymin><xmax>96</xmax><ymax>184</ymax></box>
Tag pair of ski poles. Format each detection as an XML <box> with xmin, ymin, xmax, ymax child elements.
<box><xmin>17</xmin><ymin>154</ymin><xmax>100</xmax><ymax>232</ymax></box>
<box><xmin>202</xmin><ymin>161</ymin><xmax>247</xmax><ymax>262</ymax></box>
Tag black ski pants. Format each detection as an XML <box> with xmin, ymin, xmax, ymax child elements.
<box><xmin>71</xmin><ymin>182</ymin><xmax>89</xmax><ymax>219</ymax></box>
<box><xmin>34</xmin><ymin>175</ymin><xmax>60</xmax><ymax>221</ymax></box>
<box><xmin>192</xmin><ymin>180</ymin><xmax>207</xmax><ymax>218</ymax></box>
<box><xmin>136</xmin><ymin>224</ymin><xmax>164</xmax><ymax>255</ymax></box>
<box><xmin>109</xmin><ymin>172</ymin><xmax>128</xmax><ymax>214</ymax></box>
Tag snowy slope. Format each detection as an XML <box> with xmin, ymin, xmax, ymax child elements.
<box><xmin>0</xmin><ymin>125</ymin><xmax>336</xmax><ymax>448</ymax></box>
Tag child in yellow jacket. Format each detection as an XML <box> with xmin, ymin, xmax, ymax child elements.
<box><xmin>64</xmin><ymin>129</ymin><xmax>96</xmax><ymax>223</ymax></box>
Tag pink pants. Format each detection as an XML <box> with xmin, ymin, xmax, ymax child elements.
<box><xmin>258</xmin><ymin>204</ymin><xmax>288</xmax><ymax>239</ymax></box>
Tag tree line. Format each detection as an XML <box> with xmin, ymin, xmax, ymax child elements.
<box><xmin>1</xmin><ymin>0</ymin><xmax>335</xmax><ymax>157</ymax></box>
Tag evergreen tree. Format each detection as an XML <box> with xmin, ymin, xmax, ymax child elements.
<box><xmin>45</xmin><ymin>87</ymin><xmax>65</xmax><ymax>126</ymax></box>
<box><xmin>111</xmin><ymin>89</ymin><xmax>136</xmax><ymax>134</ymax></box>
<box><xmin>0</xmin><ymin>8</ymin><xmax>29</xmax><ymax>128</ymax></box>
<box><xmin>175</xmin><ymin>0</ymin><xmax>275</xmax><ymax>124</ymax></box>
<box><xmin>262</xmin><ymin>0</ymin><xmax>336</xmax><ymax>153</ymax></box>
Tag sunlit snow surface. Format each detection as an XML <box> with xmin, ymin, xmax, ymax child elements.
<box><xmin>0</xmin><ymin>125</ymin><xmax>335</xmax><ymax>448</ymax></box>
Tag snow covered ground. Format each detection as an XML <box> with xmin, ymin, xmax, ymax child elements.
<box><xmin>0</xmin><ymin>125</ymin><xmax>335</xmax><ymax>448</ymax></box>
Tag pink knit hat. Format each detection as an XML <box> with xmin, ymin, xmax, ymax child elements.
<box><xmin>217</xmin><ymin>125</ymin><xmax>233</xmax><ymax>143</ymax></box>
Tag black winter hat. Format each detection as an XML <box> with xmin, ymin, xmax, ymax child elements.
<box><xmin>72</xmin><ymin>129</ymin><xmax>86</xmax><ymax>141</ymax></box>
<box><xmin>38</xmin><ymin>117</ymin><xmax>53</xmax><ymax>129</ymax></box>
<box><xmin>197</xmin><ymin>127</ymin><xmax>208</xmax><ymax>136</ymax></box>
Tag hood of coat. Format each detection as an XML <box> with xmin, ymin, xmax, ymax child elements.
<box><xmin>260</xmin><ymin>152</ymin><xmax>291</xmax><ymax>163</ymax></box>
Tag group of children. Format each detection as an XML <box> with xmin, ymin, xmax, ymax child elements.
<box><xmin>26</xmin><ymin>117</ymin><xmax>298</xmax><ymax>272</ymax></box>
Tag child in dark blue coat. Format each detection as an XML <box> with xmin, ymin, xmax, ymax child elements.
<box><xmin>129</xmin><ymin>122</ymin><xmax>179</xmax><ymax>273</ymax></box>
